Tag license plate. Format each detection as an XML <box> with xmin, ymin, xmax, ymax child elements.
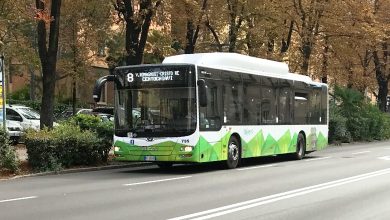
<box><xmin>144</xmin><ymin>156</ymin><xmax>156</xmax><ymax>161</ymax></box>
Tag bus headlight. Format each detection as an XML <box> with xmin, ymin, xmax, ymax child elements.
<box><xmin>181</xmin><ymin>146</ymin><xmax>194</xmax><ymax>152</ymax></box>
<box><xmin>114</xmin><ymin>146</ymin><xmax>120</xmax><ymax>152</ymax></box>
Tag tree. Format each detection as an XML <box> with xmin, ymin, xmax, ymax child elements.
<box><xmin>371</xmin><ymin>0</ymin><xmax>390</xmax><ymax>111</ymax></box>
<box><xmin>35</xmin><ymin>0</ymin><xmax>62</xmax><ymax>128</ymax></box>
<box><xmin>1</xmin><ymin>0</ymin><xmax>39</xmax><ymax>99</ymax></box>
<box><xmin>113</xmin><ymin>0</ymin><xmax>162</xmax><ymax>66</ymax></box>
<box><xmin>58</xmin><ymin>0</ymin><xmax>113</xmax><ymax>114</ymax></box>
<box><xmin>289</xmin><ymin>0</ymin><xmax>329</xmax><ymax>75</ymax></box>
<box><xmin>172</xmin><ymin>0</ymin><xmax>208</xmax><ymax>54</ymax></box>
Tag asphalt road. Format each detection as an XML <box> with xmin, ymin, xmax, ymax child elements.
<box><xmin>1</xmin><ymin>141</ymin><xmax>390</xmax><ymax>220</ymax></box>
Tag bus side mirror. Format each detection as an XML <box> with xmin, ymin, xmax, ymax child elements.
<box><xmin>93</xmin><ymin>75</ymin><xmax>116</xmax><ymax>102</ymax></box>
<box><xmin>197</xmin><ymin>79</ymin><xmax>207</xmax><ymax>107</ymax></box>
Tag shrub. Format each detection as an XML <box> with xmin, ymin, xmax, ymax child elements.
<box><xmin>9</xmin><ymin>86</ymin><xmax>30</xmax><ymax>100</ymax></box>
<box><xmin>329</xmin><ymin>104</ymin><xmax>351</xmax><ymax>143</ymax></box>
<box><xmin>380</xmin><ymin>114</ymin><xmax>390</xmax><ymax>140</ymax></box>
<box><xmin>0</xmin><ymin>128</ymin><xmax>19</xmax><ymax>173</ymax></box>
<box><xmin>25</xmin><ymin>123</ymin><xmax>110</xmax><ymax>172</ymax></box>
<box><xmin>330</xmin><ymin>86</ymin><xmax>390</xmax><ymax>143</ymax></box>
<box><xmin>25</xmin><ymin>128</ymin><xmax>61</xmax><ymax>172</ymax></box>
<box><xmin>69</xmin><ymin>114</ymin><xmax>114</xmax><ymax>162</ymax></box>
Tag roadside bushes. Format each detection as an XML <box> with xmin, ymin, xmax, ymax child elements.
<box><xmin>0</xmin><ymin>128</ymin><xmax>19</xmax><ymax>173</ymax></box>
<box><xmin>25</xmin><ymin>115</ymin><xmax>114</xmax><ymax>172</ymax></box>
<box><xmin>329</xmin><ymin>104</ymin><xmax>351</xmax><ymax>143</ymax></box>
<box><xmin>69</xmin><ymin>114</ymin><xmax>114</xmax><ymax>160</ymax></box>
<box><xmin>329</xmin><ymin>86</ymin><xmax>390</xmax><ymax>143</ymax></box>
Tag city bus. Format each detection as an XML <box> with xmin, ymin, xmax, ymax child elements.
<box><xmin>93</xmin><ymin>53</ymin><xmax>328</xmax><ymax>169</ymax></box>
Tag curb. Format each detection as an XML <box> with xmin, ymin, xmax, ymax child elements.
<box><xmin>3</xmin><ymin>162</ymin><xmax>154</xmax><ymax>181</ymax></box>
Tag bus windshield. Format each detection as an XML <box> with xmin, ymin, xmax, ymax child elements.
<box><xmin>115</xmin><ymin>87</ymin><xmax>196</xmax><ymax>137</ymax></box>
<box><xmin>114</xmin><ymin>65</ymin><xmax>196</xmax><ymax>137</ymax></box>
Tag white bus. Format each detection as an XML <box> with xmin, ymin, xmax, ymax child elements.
<box><xmin>93</xmin><ymin>53</ymin><xmax>328</xmax><ymax>169</ymax></box>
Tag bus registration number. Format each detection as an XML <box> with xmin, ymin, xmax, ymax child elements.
<box><xmin>144</xmin><ymin>156</ymin><xmax>156</xmax><ymax>161</ymax></box>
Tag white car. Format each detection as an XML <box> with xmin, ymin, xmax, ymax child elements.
<box><xmin>6</xmin><ymin>120</ymin><xmax>23</xmax><ymax>145</ymax></box>
<box><xmin>6</xmin><ymin>105</ymin><xmax>41</xmax><ymax>130</ymax></box>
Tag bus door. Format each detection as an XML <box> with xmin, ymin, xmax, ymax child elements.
<box><xmin>198</xmin><ymin>70</ymin><xmax>223</xmax><ymax>162</ymax></box>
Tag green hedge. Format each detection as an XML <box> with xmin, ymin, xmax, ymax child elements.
<box><xmin>329</xmin><ymin>86</ymin><xmax>390</xmax><ymax>143</ymax></box>
<box><xmin>329</xmin><ymin>104</ymin><xmax>351</xmax><ymax>143</ymax></box>
<box><xmin>68</xmin><ymin>114</ymin><xmax>114</xmax><ymax>158</ymax></box>
<box><xmin>25</xmin><ymin>120</ymin><xmax>113</xmax><ymax>172</ymax></box>
<box><xmin>0</xmin><ymin>128</ymin><xmax>19</xmax><ymax>173</ymax></box>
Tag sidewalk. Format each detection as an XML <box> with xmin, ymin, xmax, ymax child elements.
<box><xmin>3</xmin><ymin>144</ymin><xmax>151</xmax><ymax>180</ymax></box>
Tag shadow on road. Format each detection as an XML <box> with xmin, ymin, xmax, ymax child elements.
<box><xmin>118</xmin><ymin>154</ymin><xmax>321</xmax><ymax>175</ymax></box>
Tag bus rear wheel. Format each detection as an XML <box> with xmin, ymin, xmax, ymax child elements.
<box><xmin>293</xmin><ymin>133</ymin><xmax>306</xmax><ymax>160</ymax></box>
<box><xmin>226</xmin><ymin>136</ymin><xmax>241</xmax><ymax>169</ymax></box>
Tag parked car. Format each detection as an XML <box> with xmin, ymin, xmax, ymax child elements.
<box><xmin>92</xmin><ymin>106</ymin><xmax>114</xmax><ymax>115</ymax></box>
<box><xmin>77</xmin><ymin>108</ymin><xmax>93</xmax><ymax>115</ymax></box>
<box><xmin>94</xmin><ymin>113</ymin><xmax>114</xmax><ymax>122</ymax></box>
<box><xmin>6</xmin><ymin>120</ymin><xmax>23</xmax><ymax>145</ymax></box>
<box><xmin>6</xmin><ymin>104</ymin><xmax>40</xmax><ymax>130</ymax></box>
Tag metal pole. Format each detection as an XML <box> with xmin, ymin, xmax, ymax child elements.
<box><xmin>0</xmin><ymin>54</ymin><xmax>5</xmax><ymax>129</ymax></box>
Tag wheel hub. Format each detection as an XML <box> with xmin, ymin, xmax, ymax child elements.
<box><xmin>229</xmin><ymin>143</ymin><xmax>239</xmax><ymax>161</ymax></box>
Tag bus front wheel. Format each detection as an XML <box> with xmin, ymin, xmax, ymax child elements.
<box><xmin>293</xmin><ymin>133</ymin><xmax>306</xmax><ymax>160</ymax></box>
<box><xmin>226</xmin><ymin>136</ymin><xmax>241</xmax><ymax>169</ymax></box>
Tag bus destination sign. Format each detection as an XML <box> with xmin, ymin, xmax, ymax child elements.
<box><xmin>120</xmin><ymin>65</ymin><xmax>195</xmax><ymax>89</ymax></box>
<box><xmin>127</xmin><ymin>70</ymin><xmax>180</xmax><ymax>83</ymax></box>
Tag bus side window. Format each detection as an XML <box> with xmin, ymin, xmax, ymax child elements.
<box><xmin>199</xmin><ymin>78</ymin><xmax>222</xmax><ymax>131</ymax></box>
<box><xmin>279</xmin><ymin>88</ymin><xmax>291</xmax><ymax>124</ymax></box>
<box><xmin>261</xmin><ymin>87</ymin><xmax>276</xmax><ymax>124</ymax></box>
<box><xmin>221</xmin><ymin>71</ymin><xmax>242</xmax><ymax>125</ymax></box>
<box><xmin>309</xmin><ymin>89</ymin><xmax>321</xmax><ymax>124</ymax></box>
<box><xmin>294</xmin><ymin>93</ymin><xmax>308</xmax><ymax>124</ymax></box>
<box><xmin>321</xmin><ymin>86</ymin><xmax>328</xmax><ymax>124</ymax></box>
<box><xmin>242</xmin><ymin>74</ymin><xmax>261</xmax><ymax>125</ymax></box>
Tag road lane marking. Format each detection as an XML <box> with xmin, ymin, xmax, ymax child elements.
<box><xmin>0</xmin><ymin>196</ymin><xmax>38</xmax><ymax>204</ymax></box>
<box><xmin>168</xmin><ymin>168</ymin><xmax>390</xmax><ymax>220</ymax></box>
<box><xmin>352</xmin><ymin>151</ymin><xmax>371</xmax><ymax>155</ymax></box>
<box><xmin>378</xmin><ymin>156</ymin><xmax>390</xmax><ymax>161</ymax></box>
<box><xmin>305</xmin><ymin>157</ymin><xmax>331</xmax><ymax>162</ymax></box>
<box><xmin>237</xmin><ymin>164</ymin><xmax>274</xmax><ymax>171</ymax></box>
<box><xmin>123</xmin><ymin>176</ymin><xmax>192</xmax><ymax>186</ymax></box>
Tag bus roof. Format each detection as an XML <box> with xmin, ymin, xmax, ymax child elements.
<box><xmin>163</xmin><ymin>52</ymin><xmax>325</xmax><ymax>86</ymax></box>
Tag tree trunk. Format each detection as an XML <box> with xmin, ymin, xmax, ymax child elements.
<box><xmin>29</xmin><ymin>65</ymin><xmax>36</xmax><ymax>101</ymax></box>
<box><xmin>184</xmin><ymin>20</ymin><xmax>195</xmax><ymax>54</ymax></box>
<box><xmin>227</xmin><ymin>0</ymin><xmax>243</xmax><ymax>53</ymax></box>
<box><xmin>118</xmin><ymin>0</ymin><xmax>161</xmax><ymax>65</ymax></box>
<box><xmin>72</xmin><ymin>77</ymin><xmax>77</xmax><ymax>115</ymax></box>
<box><xmin>36</xmin><ymin>0</ymin><xmax>62</xmax><ymax>129</ymax></box>
<box><xmin>281</xmin><ymin>21</ymin><xmax>293</xmax><ymax>54</ymax></box>
<box><xmin>205</xmin><ymin>16</ymin><xmax>223</xmax><ymax>52</ymax></box>
<box><xmin>301</xmin><ymin>40</ymin><xmax>312</xmax><ymax>75</ymax></box>
<box><xmin>377</xmin><ymin>78</ymin><xmax>388</xmax><ymax>111</ymax></box>
<box><xmin>320</xmin><ymin>36</ymin><xmax>329</xmax><ymax>83</ymax></box>
<box><xmin>184</xmin><ymin>0</ymin><xmax>207</xmax><ymax>54</ymax></box>
<box><xmin>373</xmin><ymin>50</ymin><xmax>389</xmax><ymax>112</ymax></box>
<box><xmin>41</xmin><ymin>64</ymin><xmax>56</xmax><ymax>127</ymax></box>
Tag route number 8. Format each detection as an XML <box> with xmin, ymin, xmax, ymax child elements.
<box><xmin>127</xmin><ymin>73</ymin><xmax>134</xmax><ymax>82</ymax></box>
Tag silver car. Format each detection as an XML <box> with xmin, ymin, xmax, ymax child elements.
<box><xmin>6</xmin><ymin>104</ymin><xmax>40</xmax><ymax>130</ymax></box>
<box><xmin>6</xmin><ymin>120</ymin><xmax>23</xmax><ymax>145</ymax></box>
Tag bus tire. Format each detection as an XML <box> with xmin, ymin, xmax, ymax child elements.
<box><xmin>156</xmin><ymin>162</ymin><xmax>173</xmax><ymax>169</ymax></box>
<box><xmin>293</xmin><ymin>133</ymin><xmax>306</xmax><ymax>160</ymax></box>
<box><xmin>226</xmin><ymin>136</ymin><xmax>241</xmax><ymax>169</ymax></box>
